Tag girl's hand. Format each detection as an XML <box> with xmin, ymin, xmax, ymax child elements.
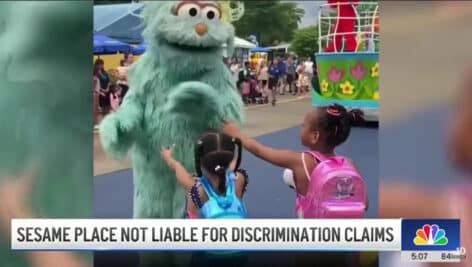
<box><xmin>0</xmin><ymin>169</ymin><xmax>35</xmax><ymax>236</ymax></box>
<box><xmin>223</xmin><ymin>121</ymin><xmax>242</xmax><ymax>138</ymax></box>
<box><xmin>161</xmin><ymin>144</ymin><xmax>176</xmax><ymax>167</ymax></box>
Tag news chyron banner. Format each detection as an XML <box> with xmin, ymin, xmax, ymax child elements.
<box><xmin>11</xmin><ymin>219</ymin><xmax>465</xmax><ymax>263</ymax></box>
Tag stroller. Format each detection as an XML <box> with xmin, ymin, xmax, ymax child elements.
<box><xmin>249</xmin><ymin>74</ymin><xmax>266</xmax><ymax>104</ymax></box>
<box><xmin>241</xmin><ymin>73</ymin><xmax>265</xmax><ymax>105</ymax></box>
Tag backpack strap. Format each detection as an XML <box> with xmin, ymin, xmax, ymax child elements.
<box><xmin>301</xmin><ymin>152</ymin><xmax>312</xmax><ymax>181</ymax></box>
<box><xmin>200</xmin><ymin>177</ymin><xmax>218</xmax><ymax>200</ymax></box>
<box><xmin>307</xmin><ymin>151</ymin><xmax>328</xmax><ymax>162</ymax></box>
<box><xmin>225</xmin><ymin>171</ymin><xmax>236</xmax><ymax>197</ymax></box>
<box><xmin>301</xmin><ymin>151</ymin><xmax>331</xmax><ymax>181</ymax></box>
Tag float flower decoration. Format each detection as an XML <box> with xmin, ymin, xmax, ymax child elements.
<box><xmin>340</xmin><ymin>80</ymin><xmax>355</xmax><ymax>95</ymax></box>
<box><xmin>350</xmin><ymin>61</ymin><xmax>367</xmax><ymax>80</ymax></box>
<box><xmin>350</xmin><ymin>61</ymin><xmax>368</xmax><ymax>98</ymax></box>
<box><xmin>371</xmin><ymin>62</ymin><xmax>379</xmax><ymax>78</ymax></box>
<box><xmin>321</xmin><ymin>79</ymin><xmax>329</xmax><ymax>94</ymax></box>
<box><xmin>328</xmin><ymin>66</ymin><xmax>344</xmax><ymax>83</ymax></box>
<box><xmin>373</xmin><ymin>91</ymin><xmax>379</xmax><ymax>100</ymax></box>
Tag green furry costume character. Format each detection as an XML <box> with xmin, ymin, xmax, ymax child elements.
<box><xmin>99</xmin><ymin>0</ymin><xmax>244</xmax><ymax>225</ymax></box>
<box><xmin>99</xmin><ymin>3</ymin><xmax>244</xmax><ymax>265</ymax></box>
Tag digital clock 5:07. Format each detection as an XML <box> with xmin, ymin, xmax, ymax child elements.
<box><xmin>411</xmin><ymin>252</ymin><xmax>428</xmax><ymax>260</ymax></box>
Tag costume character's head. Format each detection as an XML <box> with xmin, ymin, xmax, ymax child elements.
<box><xmin>142</xmin><ymin>1</ymin><xmax>237</xmax><ymax>75</ymax></box>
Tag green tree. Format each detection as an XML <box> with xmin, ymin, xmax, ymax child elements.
<box><xmin>290</xmin><ymin>25</ymin><xmax>320</xmax><ymax>58</ymax></box>
<box><xmin>233</xmin><ymin>0</ymin><xmax>304</xmax><ymax>46</ymax></box>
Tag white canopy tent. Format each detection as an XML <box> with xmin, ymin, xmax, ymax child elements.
<box><xmin>266</xmin><ymin>43</ymin><xmax>290</xmax><ymax>53</ymax></box>
<box><xmin>234</xmin><ymin>37</ymin><xmax>256</xmax><ymax>49</ymax></box>
<box><xmin>222</xmin><ymin>37</ymin><xmax>256</xmax><ymax>59</ymax></box>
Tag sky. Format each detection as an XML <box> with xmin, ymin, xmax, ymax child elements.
<box><xmin>291</xmin><ymin>1</ymin><xmax>326</xmax><ymax>28</ymax></box>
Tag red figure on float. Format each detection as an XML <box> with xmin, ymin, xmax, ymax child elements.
<box><xmin>325</xmin><ymin>0</ymin><xmax>359</xmax><ymax>52</ymax></box>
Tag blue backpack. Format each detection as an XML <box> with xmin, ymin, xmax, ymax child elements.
<box><xmin>199</xmin><ymin>171</ymin><xmax>247</xmax><ymax>219</ymax></box>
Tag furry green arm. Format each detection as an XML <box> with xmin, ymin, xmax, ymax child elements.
<box><xmin>99</xmin><ymin>90</ymin><xmax>143</xmax><ymax>160</ymax></box>
<box><xmin>162</xmin><ymin>81</ymin><xmax>224</xmax><ymax>124</ymax></box>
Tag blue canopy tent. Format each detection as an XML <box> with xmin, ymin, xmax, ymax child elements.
<box><xmin>93</xmin><ymin>33</ymin><xmax>131</xmax><ymax>55</ymax></box>
<box><xmin>250</xmin><ymin>47</ymin><xmax>270</xmax><ymax>53</ymax></box>
<box><xmin>94</xmin><ymin>3</ymin><xmax>145</xmax><ymax>44</ymax></box>
<box><xmin>132</xmin><ymin>43</ymin><xmax>147</xmax><ymax>55</ymax></box>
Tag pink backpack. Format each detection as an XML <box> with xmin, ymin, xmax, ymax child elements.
<box><xmin>295</xmin><ymin>151</ymin><xmax>367</xmax><ymax>218</ymax></box>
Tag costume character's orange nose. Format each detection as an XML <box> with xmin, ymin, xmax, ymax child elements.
<box><xmin>195</xmin><ymin>23</ymin><xmax>208</xmax><ymax>36</ymax></box>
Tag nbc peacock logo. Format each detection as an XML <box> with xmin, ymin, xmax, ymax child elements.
<box><xmin>413</xmin><ymin>224</ymin><xmax>448</xmax><ymax>246</ymax></box>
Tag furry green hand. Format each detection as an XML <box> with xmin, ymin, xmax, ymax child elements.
<box><xmin>163</xmin><ymin>81</ymin><xmax>224</xmax><ymax>120</ymax></box>
<box><xmin>99</xmin><ymin>93</ymin><xmax>143</xmax><ymax>159</ymax></box>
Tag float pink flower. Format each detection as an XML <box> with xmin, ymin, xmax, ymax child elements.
<box><xmin>350</xmin><ymin>61</ymin><xmax>367</xmax><ymax>80</ymax></box>
<box><xmin>328</xmin><ymin>66</ymin><xmax>344</xmax><ymax>82</ymax></box>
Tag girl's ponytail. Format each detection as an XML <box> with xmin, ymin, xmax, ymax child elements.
<box><xmin>348</xmin><ymin>109</ymin><xmax>365</xmax><ymax>126</ymax></box>
<box><xmin>214</xmin><ymin>164</ymin><xmax>227</xmax><ymax>195</ymax></box>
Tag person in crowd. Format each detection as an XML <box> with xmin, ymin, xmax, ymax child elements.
<box><xmin>94</xmin><ymin>59</ymin><xmax>111</xmax><ymax>116</ymax></box>
<box><xmin>124</xmin><ymin>53</ymin><xmax>134</xmax><ymax>67</ymax></box>
<box><xmin>257</xmin><ymin>61</ymin><xmax>270</xmax><ymax>104</ymax></box>
<box><xmin>238</xmin><ymin>61</ymin><xmax>251</xmax><ymax>94</ymax></box>
<box><xmin>249</xmin><ymin>73</ymin><xmax>263</xmax><ymax>104</ymax></box>
<box><xmin>116</xmin><ymin>57</ymin><xmax>131</xmax><ymax>98</ymax></box>
<box><xmin>268</xmin><ymin>58</ymin><xmax>282</xmax><ymax>106</ymax></box>
<box><xmin>230</xmin><ymin>58</ymin><xmax>240</xmax><ymax>83</ymax></box>
<box><xmin>304</xmin><ymin>57</ymin><xmax>315</xmax><ymax>92</ymax></box>
<box><xmin>293</xmin><ymin>56</ymin><xmax>299</xmax><ymax>96</ymax></box>
<box><xmin>93</xmin><ymin>64</ymin><xmax>101</xmax><ymax>126</ymax></box>
<box><xmin>277</xmin><ymin>57</ymin><xmax>287</xmax><ymax>95</ymax></box>
<box><xmin>286</xmin><ymin>55</ymin><xmax>297</xmax><ymax>95</ymax></box>
<box><xmin>296</xmin><ymin>63</ymin><xmax>308</xmax><ymax>98</ymax></box>
<box><xmin>109</xmin><ymin>84</ymin><xmax>122</xmax><ymax>112</ymax></box>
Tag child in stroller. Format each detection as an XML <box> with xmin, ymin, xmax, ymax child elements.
<box><xmin>242</xmin><ymin>72</ymin><xmax>266</xmax><ymax>105</ymax></box>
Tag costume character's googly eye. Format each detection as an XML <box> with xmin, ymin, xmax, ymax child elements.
<box><xmin>177</xmin><ymin>3</ymin><xmax>201</xmax><ymax>18</ymax></box>
<box><xmin>202</xmin><ymin>6</ymin><xmax>220</xmax><ymax>20</ymax></box>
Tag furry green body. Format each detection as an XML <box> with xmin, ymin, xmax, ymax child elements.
<box><xmin>99</xmin><ymin>1</ymin><xmax>244</xmax><ymax>219</ymax></box>
<box><xmin>102</xmin><ymin>52</ymin><xmax>244</xmax><ymax>219</ymax></box>
<box><xmin>99</xmin><ymin>4</ymin><xmax>244</xmax><ymax>265</ymax></box>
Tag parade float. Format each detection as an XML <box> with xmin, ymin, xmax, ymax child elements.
<box><xmin>314</xmin><ymin>0</ymin><xmax>379</xmax><ymax>120</ymax></box>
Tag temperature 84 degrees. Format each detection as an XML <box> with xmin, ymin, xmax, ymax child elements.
<box><xmin>442</xmin><ymin>247</ymin><xmax>467</xmax><ymax>261</ymax></box>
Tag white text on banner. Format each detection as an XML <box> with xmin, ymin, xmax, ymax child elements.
<box><xmin>11</xmin><ymin>219</ymin><xmax>401</xmax><ymax>251</ymax></box>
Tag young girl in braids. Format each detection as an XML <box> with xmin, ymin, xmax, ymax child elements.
<box><xmin>161</xmin><ymin>130</ymin><xmax>249</xmax><ymax>266</ymax></box>
<box><xmin>223</xmin><ymin>103</ymin><xmax>367</xmax><ymax>267</ymax></box>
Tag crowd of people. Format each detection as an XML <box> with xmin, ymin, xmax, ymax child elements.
<box><xmin>93</xmin><ymin>54</ymin><xmax>134</xmax><ymax>126</ymax></box>
<box><xmin>227</xmin><ymin>54</ymin><xmax>319</xmax><ymax>106</ymax></box>
<box><xmin>93</xmin><ymin>53</ymin><xmax>320</xmax><ymax>125</ymax></box>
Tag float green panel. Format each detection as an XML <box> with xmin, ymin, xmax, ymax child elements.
<box><xmin>313</xmin><ymin>52</ymin><xmax>379</xmax><ymax>108</ymax></box>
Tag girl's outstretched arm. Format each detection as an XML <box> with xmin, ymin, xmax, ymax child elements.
<box><xmin>161</xmin><ymin>146</ymin><xmax>195</xmax><ymax>190</ymax></box>
<box><xmin>223</xmin><ymin>121</ymin><xmax>300</xmax><ymax>169</ymax></box>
